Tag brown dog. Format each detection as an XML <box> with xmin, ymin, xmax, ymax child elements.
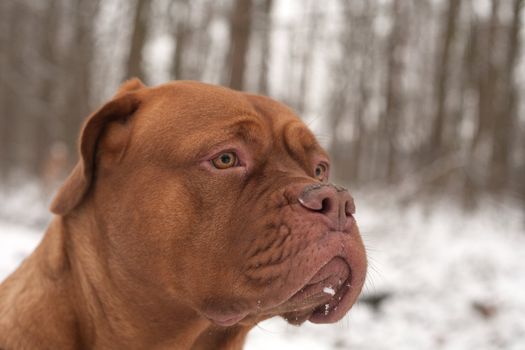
<box><xmin>0</xmin><ymin>80</ymin><xmax>367</xmax><ymax>349</ymax></box>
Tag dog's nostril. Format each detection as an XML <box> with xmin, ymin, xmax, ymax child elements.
<box><xmin>345</xmin><ymin>200</ymin><xmax>355</xmax><ymax>216</ymax></box>
<box><xmin>320</xmin><ymin>198</ymin><xmax>332</xmax><ymax>214</ymax></box>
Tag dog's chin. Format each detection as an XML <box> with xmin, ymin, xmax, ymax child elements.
<box><xmin>199</xmin><ymin>257</ymin><xmax>350</xmax><ymax>327</ymax></box>
<box><xmin>279</xmin><ymin>257</ymin><xmax>358</xmax><ymax>325</ymax></box>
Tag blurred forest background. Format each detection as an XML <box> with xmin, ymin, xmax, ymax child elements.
<box><xmin>2</xmin><ymin>2</ymin><xmax>525</xmax><ymax>347</ymax></box>
<box><xmin>0</xmin><ymin>0</ymin><xmax>524</xmax><ymax>212</ymax></box>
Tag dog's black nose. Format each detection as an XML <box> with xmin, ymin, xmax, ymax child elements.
<box><xmin>298</xmin><ymin>184</ymin><xmax>355</xmax><ymax>231</ymax></box>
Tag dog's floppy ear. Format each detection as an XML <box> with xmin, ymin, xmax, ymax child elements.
<box><xmin>114</xmin><ymin>77</ymin><xmax>146</xmax><ymax>97</ymax></box>
<box><xmin>50</xmin><ymin>78</ymin><xmax>145</xmax><ymax>215</ymax></box>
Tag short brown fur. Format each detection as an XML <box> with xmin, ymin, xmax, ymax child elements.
<box><xmin>0</xmin><ymin>80</ymin><xmax>367</xmax><ymax>349</ymax></box>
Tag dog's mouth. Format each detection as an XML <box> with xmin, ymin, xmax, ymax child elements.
<box><xmin>280</xmin><ymin>257</ymin><xmax>355</xmax><ymax>325</ymax></box>
<box><xmin>204</xmin><ymin>258</ymin><xmax>355</xmax><ymax>327</ymax></box>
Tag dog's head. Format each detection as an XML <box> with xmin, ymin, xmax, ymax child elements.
<box><xmin>51</xmin><ymin>80</ymin><xmax>367</xmax><ymax>327</ymax></box>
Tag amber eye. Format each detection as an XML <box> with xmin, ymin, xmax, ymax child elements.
<box><xmin>211</xmin><ymin>152</ymin><xmax>238</xmax><ymax>169</ymax></box>
<box><xmin>314</xmin><ymin>163</ymin><xmax>328</xmax><ymax>180</ymax></box>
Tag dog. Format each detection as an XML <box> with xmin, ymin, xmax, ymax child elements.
<box><xmin>0</xmin><ymin>79</ymin><xmax>367</xmax><ymax>349</ymax></box>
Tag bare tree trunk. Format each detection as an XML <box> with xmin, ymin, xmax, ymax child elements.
<box><xmin>126</xmin><ymin>0</ymin><xmax>150</xmax><ymax>81</ymax></box>
<box><xmin>382</xmin><ymin>0</ymin><xmax>406</xmax><ymax>184</ymax></box>
<box><xmin>350</xmin><ymin>69</ymin><xmax>370</xmax><ymax>184</ymax></box>
<box><xmin>0</xmin><ymin>1</ymin><xmax>14</xmax><ymax>180</ymax></box>
<box><xmin>296</xmin><ymin>0</ymin><xmax>319</xmax><ymax>114</ymax></box>
<box><xmin>59</xmin><ymin>0</ymin><xmax>99</xmax><ymax>160</ymax></box>
<box><xmin>462</xmin><ymin>15</ymin><xmax>481</xmax><ymax>210</ymax></box>
<box><xmin>0</xmin><ymin>2</ymin><xmax>25</xmax><ymax>180</ymax></box>
<box><xmin>172</xmin><ymin>23</ymin><xmax>187</xmax><ymax>79</ymax></box>
<box><xmin>488</xmin><ymin>0</ymin><xmax>523</xmax><ymax>192</ymax></box>
<box><xmin>191</xmin><ymin>2</ymin><xmax>215</xmax><ymax>81</ymax></box>
<box><xmin>226</xmin><ymin>0</ymin><xmax>253</xmax><ymax>90</ymax></box>
<box><xmin>167</xmin><ymin>0</ymin><xmax>197</xmax><ymax>80</ymax></box>
<box><xmin>170</xmin><ymin>0</ymin><xmax>191</xmax><ymax>80</ymax></box>
<box><xmin>462</xmin><ymin>0</ymin><xmax>500</xmax><ymax>208</ymax></box>
<box><xmin>429</xmin><ymin>0</ymin><xmax>460</xmax><ymax>160</ymax></box>
<box><xmin>471</xmin><ymin>0</ymin><xmax>499</xmax><ymax>153</ymax></box>
<box><xmin>33</xmin><ymin>0</ymin><xmax>60</xmax><ymax>176</ymax></box>
<box><xmin>257</xmin><ymin>0</ymin><xmax>273</xmax><ymax>95</ymax></box>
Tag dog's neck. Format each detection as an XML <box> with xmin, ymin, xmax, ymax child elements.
<box><xmin>0</xmin><ymin>211</ymin><xmax>251</xmax><ymax>349</ymax></box>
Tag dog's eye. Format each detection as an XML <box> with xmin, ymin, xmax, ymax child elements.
<box><xmin>211</xmin><ymin>152</ymin><xmax>238</xmax><ymax>169</ymax></box>
<box><xmin>314</xmin><ymin>163</ymin><xmax>328</xmax><ymax>181</ymax></box>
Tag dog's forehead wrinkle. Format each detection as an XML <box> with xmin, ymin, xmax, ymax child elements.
<box><xmin>276</xmin><ymin>120</ymin><xmax>325</xmax><ymax>175</ymax></box>
<box><xmin>284</xmin><ymin>122</ymin><xmax>320</xmax><ymax>153</ymax></box>
<box><xmin>228</xmin><ymin>117</ymin><xmax>269</xmax><ymax>144</ymax></box>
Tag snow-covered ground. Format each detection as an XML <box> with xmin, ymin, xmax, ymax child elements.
<box><xmin>1</xmin><ymin>190</ymin><xmax>524</xmax><ymax>350</ymax></box>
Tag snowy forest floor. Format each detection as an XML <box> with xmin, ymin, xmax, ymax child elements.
<box><xmin>0</xmin><ymin>186</ymin><xmax>524</xmax><ymax>350</ymax></box>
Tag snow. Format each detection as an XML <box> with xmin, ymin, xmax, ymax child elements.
<box><xmin>0</xmin><ymin>223</ymin><xmax>42</xmax><ymax>281</ymax></box>
<box><xmin>1</xmin><ymin>192</ymin><xmax>524</xmax><ymax>349</ymax></box>
<box><xmin>323</xmin><ymin>287</ymin><xmax>336</xmax><ymax>296</ymax></box>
